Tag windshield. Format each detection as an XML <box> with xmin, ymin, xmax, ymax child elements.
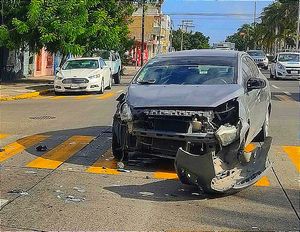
<box><xmin>278</xmin><ymin>54</ymin><xmax>300</xmax><ymax>62</ymax></box>
<box><xmin>134</xmin><ymin>56</ymin><xmax>237</xmax><ymax>85</ymax></box>
<box><xmin>247</xmin><ymin>51</ymin><xmax>265</xmax><ymax>57</ymax></box>
<box><xmin>62</xmin><ymin>60</ymin><xmax>99</xmax><ymax>70</ymax></box>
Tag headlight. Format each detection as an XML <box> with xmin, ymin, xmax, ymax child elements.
<box><xmin>277</xmin><ymin>63</ymin><xmax>285</xmax><ymax>70</ymax></box>
<box><xmin>264</xmin><ymin>57</ymin><xmax>269</xmax><ymax>62</ymax></box>
<box><xmin>120</xmin><ymin>103</ymin><xmax>133</xmax><ymax>122</ymax></box>
<box><xmin>215</xmin><ymin>124</ymin><xmax>238</xmax><ymax>146</ymax></box>
<box><xmin>88</xmin><ymin>74</ymin><xmax>101</xmax><ymax>79</ymax></box>
<box><xmin>55</xmin><ymin>74</ymin><xmax>63</xmax><ymax>80</ymax></box>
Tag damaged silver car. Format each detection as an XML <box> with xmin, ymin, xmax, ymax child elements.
<box><xmin>112</xmin><ymin>50</ymin><xmax>272</xmax><ymax>194</ymax></box>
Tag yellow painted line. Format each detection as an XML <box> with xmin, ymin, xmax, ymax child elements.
<box><xmin>51</xmin><ymin>96</ymin><xmax>68</xmax><ymax>100</ymax></box>
<box><xmin>0</xmin><ymin>134</ymin><xmax>9</xmax><ymax>139</ymax></box>
<box><xmin>75</xmin><ymin>95</ymin><xmax>94</xmax><ymax>100</ymax></box>
<box><xmin>98</xmin><ymin>92</ymin><xmax>115</xmax><ymax>100</ymax></box>
<box><xmin>274</xmin><ymin>95</ymin><xmax>294</xmax><ymax>103</ymax></box>
<box><xmin>153</xmin><ymin>171</ymin><xmax>178</xmax><ymax>180</ymax></box>
<box><xmin>86</xmin><ymin>151</ymin><xmax>119</xmax><ymax>175</ymax></box>
<box><xmin>26</xmin><ymin>135</ymin><xmax>94</xmax><ymax>169</ymax></box>
<box><xmin>0</xmin><ymin>90</ymin><xmax>52</xmax><ymax>101</ymax></box>
<box><xmin>0</xmin><ymin>135</ymin><xmax>49</xmax><ymax>163</ymax></box>
<box><xmin>244</xmin><ymin>143</ymin><xmax>256</xmax><ymax>153</ymax></box>
<box><xmin>282</xmin><ymin>146</ymin><xmax>300</xmax><ymax>172</ymax></box>
<box><xmin>254</xmin><ymin>176</ymin><xmax>270</xmax><ymax>187</ymax></box>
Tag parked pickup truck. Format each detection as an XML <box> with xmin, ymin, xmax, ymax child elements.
<box><xmin>84</xmin><ymin>50</ymin><xmax>122</xmax><ymax>84</ymax></box>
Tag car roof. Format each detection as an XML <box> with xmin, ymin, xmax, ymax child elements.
<box><xmin>157</xmin><ymin>49</ymin><xmax>241</xmax><ymax>58</ymax></box>
<box><xmin>277</xmin><ymin>52</ymin><xmax>300</xmax><ymax>55</ymax></box>
<box><xmin>68</xmin><ymin>57</ymin><xmax>101</xmax><ymax>61</ymax></box>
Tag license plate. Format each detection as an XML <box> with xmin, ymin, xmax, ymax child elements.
<box><xmin>291</xmin><ymin>71</ymin><xmax>298</xmax><ymax>74</ymax></box>
<box><xmin>71</xmin><ymin>84</ymin><xmax>79</xmax><ymax>89</ymax></box>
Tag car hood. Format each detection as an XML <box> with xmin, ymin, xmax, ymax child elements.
<box><xmin>278</xmin><ymin>61</ymin><xmax>300</xmax><ymax>67</ymax></box>
<box><xmin>60</xmin><ymin>69</ymin><xmax>98</xmax><ymax>78</ymax></box>
<box><xmin>127</xmin><ymin>84</ymin><xmax>244</xmax><ymax>108</ymax></box>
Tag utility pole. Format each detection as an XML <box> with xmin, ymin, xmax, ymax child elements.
<box><xmin>180</xmin><ymin>20</ymin><xmax>194</xmax><ymax>51</ymax></box>
<box><xmin>141</xmin><ymin>0</ymin><xmax>145</xmax><ymax>66</ymax></box>
<box><xmin>157</xmin><ymin>3</ymin><xmax>162</xmax><ymax>54</ymax></box>
<box><xmin>297</xmin><ymin>0</ymin><xmax>300</xmax><ymax>50</ymax></box>
<box><xmin>253</xmin><ymin>0</ymin><xmax>257</xmax><ymax>49</ymax></box>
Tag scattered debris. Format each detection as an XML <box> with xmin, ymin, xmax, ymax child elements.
<box><xmin>36</xmin><ymin>145</ymin><xmax>47</xmax><ymax>152</ymax></box>
<box><xmin>0</xmin><ymin>148</ymin><xmax>5</xmax><ymax>152</ymax></box>
<box><xmin>55</xmin><ymin>189</ymin><xmax>64</xmax><ymax>194</ymax></box>
<box><xmin>0</xmin><ymin>199</ymin><xmax>9</xmax><ymax>208</ymax></box>
<box><xmin>117</xmin><ymin>168</ymin><xmax>131</xmax><ymax>173</ymax></box>
<box><xmin>145</xmin><ymin>176</ymin><xmax>150</xmax><ymax>179</ymax></box>
<box><xmin>117</xmin><ymin>162</ymin><xmax>125</xmax><ymax>169</ymax></box>
<box><xmin>191</xmin><ymin>192</ymin><xmax>201</xmax><ymax>196</ymax></box>
<box><xmin>8</xmin><ymin>189</ymin><xmax>29</xmax><ymax>195</ymax></box>
<box><xmin>65</xmin><ymin>195</ymin><xmax>85</xmax><ymax>203</ymax></box>
<box><xmin>251</xmin><ymin>226</ymin><xmax>259</xmax><ymax>230</ymax></box>
<box><xmin>139</xmin><ymin>192</ymin><xmax>154</xmax><ymax>196</ymax></box>
<box><xmin>178</xmin><ymin>188</ymin><xmax>185</xmax><ymax>192</ymax></box>
<box><xmin>73</xmin><ymin>187</ymin><xmax>86</xmax><ymax>193</ymax></box>
<box><xmin>25</xmin><ymin>170</ymin><xmax>37</xmax><ymax>174</ymax></box>
<box><xmin>57</xmin><ymin>195</ymin><xmax>62</xmax><ymax>199</ymax></box>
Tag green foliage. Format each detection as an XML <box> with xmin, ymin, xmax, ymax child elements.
<box><xmin>226</xmin><ymin>0</ymin><xmax>298</xmax><ymax>51</ymax></box>
<box><xmin>172</xmin><ymin>29</ymin><xmax>210</xmax><ymax>51</ymax></box>
<box><xmin>0</xmin><ymin>0</ymin><xmax>135</xmax><ymax>57</ymax></box>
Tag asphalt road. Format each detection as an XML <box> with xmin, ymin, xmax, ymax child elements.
<box><xmin>0</xmin><ymin>70</ymin><xmax>299</xmax><ymax>231</ymax></box>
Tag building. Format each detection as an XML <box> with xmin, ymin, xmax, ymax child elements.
<box><xmin>128</xmin><ymin>1</ymin><xmax>171</xmax><ymax>66</ymax></box>
<box><xmin>33</xmin><ymin>48</ymin><xmax>54</xmax><ymax>77</ymax></box>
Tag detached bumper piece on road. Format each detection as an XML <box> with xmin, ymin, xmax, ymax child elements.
<box><xmin>175</xmin><ymin>137</ymin><xmax>272</xmax><ymax>194</ymax></box>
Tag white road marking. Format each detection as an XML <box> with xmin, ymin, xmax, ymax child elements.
<box><xmin>272</xmin><ymin>85</ymin><xmax>280</xmax><ymax>89</ymax></box>
<box><xmin>0</xmin><ymin>199</ymin><xmax>9</xmax><ymax>208</ymax></box>
<box><xmin>283</xmin><ymin>91</ymin><xmax>292</xmax><ymax>96</ymax></box>
<box><xmin>117</xmin><ymin>90</ymin><xmax>123</xmax><ymax>93</ymax></box>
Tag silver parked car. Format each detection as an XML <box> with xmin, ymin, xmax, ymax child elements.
<box><xmin>112</xmin><ymin>50</ymin><xmax>272</xmax><ymax>194</ymax></box>
<box><xmin>247</xmin><ymin>50</ymin><xmax>269</xmax><ymax>70</ymax></box>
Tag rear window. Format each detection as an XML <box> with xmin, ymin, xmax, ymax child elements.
<box><xmin>133</xmin><ymin>56</ymin><xmax>237</xmax><ymax>85</ymax></box>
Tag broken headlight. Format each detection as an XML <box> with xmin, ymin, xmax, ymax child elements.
<box><xmin>215</xmin><ymin>124</ymin><xmax>238</xmax><ymax>146</ymax></box>
<box><xmin>120</xmin><ymin>103</ymin><xmax>133</xmax><ymax>122</ymax></box>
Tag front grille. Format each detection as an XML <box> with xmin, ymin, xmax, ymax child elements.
<box><xmin>286</xmin><ymin>70</ymin><xmax>300</xmax><ymax>74</ymax></box>
<box><xmin>62</xmin><ymin>78</ymin><xmax>89</xmax><ymax>84</ymax></box>
<box><xmin>64</xmin><ymin>86</ymin><xmax>87</xmax><ymax>90</ymax></box>
<box><xmin>254</xmin><ymin>59</ymin><xmax>264</xmax><ymax>62</ymax></box>
<box><xmin>134</xmin><ymin>117</ymin><xmax>190</xmax><ymax>133</ymax></box>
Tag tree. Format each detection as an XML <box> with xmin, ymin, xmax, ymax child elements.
<box><xmin>171</xmin><ymin>29</ymin><xmax>210</xmax><ymax>51</ymax></box>
<box><xmin>0</xmin><ymin>0</ymin><xmax>135</xmax><ymax>64</ymax></box>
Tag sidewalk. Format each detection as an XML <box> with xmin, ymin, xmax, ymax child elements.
<box><xmin>0</xmin><ymin>66</ymin><xmax>140</xmax><ymax>101</ymax></box>
<box><xmin>0</xmin><ymin>76</ymin><xmax>54</xmax><ymax>101</ymax></box>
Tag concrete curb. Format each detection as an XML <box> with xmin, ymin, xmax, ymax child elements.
<box><xmin>0</xmin><ymin>89</ymin><xmax>54</xmax><ymax>101</ymax></box>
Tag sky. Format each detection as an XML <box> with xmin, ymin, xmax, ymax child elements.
<box><xmin>162</xmin><ymin>0</ymin><xmax>274</xmax><ymax>44</ymax></box>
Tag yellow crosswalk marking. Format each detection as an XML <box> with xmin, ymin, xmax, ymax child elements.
<box><xmin>26</xmin><ymin>135</ymin><xmax>94</xmax><ymax>169</ymax></box>
<box><xmin>0</xmin><ymin>135</ymin><xmax>49</xmax><ymax>163</ymax></box>
<box><xmin>86</xmin><ymin>151</ymin><xmax>119</xmax><ymax>175</ymax></box>
<box><xmin>254</xmin><ymin>176</ymin><xmax>270</xmax><ymax>187</ymax></box>
<box><xmin>153</xmin><ymin>171</ymin><xmax>178</xmax><ymax>180</ymax></box>
<box><xmin>0</xmin><ymin>134</ymin><xmax>9</xmax><ymax>139</ymax></box>
<box><xmin>98</xmin><ymin>92</ymin><xmax>115</xmax><ymax>100</ymax></box>
<box><xmin>282</xmin><ymin>146</ymin><xmax>300</xmax><ymax>172</ymax></box>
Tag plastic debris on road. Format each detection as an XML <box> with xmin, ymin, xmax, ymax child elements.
<box><xmin>8</xmin><ymin>189</ymin><xmax>29</xmax><ymax>195</ymax></box>
<box><xmin>73</xmin><ymin>187</ymin><xmax>86</xmax><ymax>193</ymax></box>
<box><xmin>36</xmin><ymin>145</ymin><xmax>48</xmax><ymax>152</ymax></box>
<box><xmin>139</xmin><ymin>191</ymin><xmax>154</xmax><ymax>196</ymax></box>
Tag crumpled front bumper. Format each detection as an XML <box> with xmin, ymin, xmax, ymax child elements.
<box><xmin>175</xmin><ymin>137</ymin><xmax>272</xmax><ymax>193</ymax></box>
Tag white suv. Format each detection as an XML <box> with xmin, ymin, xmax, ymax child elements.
<box><xmin>270</xmin><ymin>52</ymin><xmax>300</xmax><ymax>79</ymax></box>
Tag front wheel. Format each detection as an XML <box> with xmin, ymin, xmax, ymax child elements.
<box><xmin>107</xmin><ymin>75</ymin><xmax>112</xmax><ymax>90</ymax></box>
<box><xmin>254</xmin><ymin>110</ymin><xmax>269</xmax><ymax>142</ymax></box>
<box><xmin>98</xmin><ymin>79</ymin><xmax>104</xmax><ymax>94</ymax></box>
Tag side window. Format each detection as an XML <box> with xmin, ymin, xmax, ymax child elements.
<box><xmin>242</xmin><ymin>57</ymin><xmax>251</xmax><ymax>84</ymax></box>
<box><xmin>246</xmin><ymin>56</ymin><xmax>259</xmax><ymax>78</ymax></box>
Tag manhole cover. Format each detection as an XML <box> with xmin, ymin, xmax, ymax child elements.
<box><xmin>29</xmin><ymin>116</ymin><xmax>56</xmax><ymax>120</ymax></box>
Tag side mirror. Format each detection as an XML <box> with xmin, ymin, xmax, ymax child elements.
<box><xmin>116</xmin><ymin>93</ymin><xmax>125</xmax><ymax>102</ymax></box>
<box><xmin>55</xmin><ymin>67</ymin><xmax>60</xmax><ymax>74</ymax></box>
<box><xmin>247</xmin><ymin>78</ymin><xmax>266</xmax><ymax>91</ymax></box>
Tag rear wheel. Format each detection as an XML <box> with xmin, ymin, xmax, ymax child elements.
<box><xmin>113</xmin><ymin>69</ymin><xmax>121</xmax><ymax>84</ymax></box>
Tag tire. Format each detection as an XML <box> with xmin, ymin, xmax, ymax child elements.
<box><xmin>54</xmin><ymin>91</ymin><xmax>63</xmax><ymax>96</ymax></box>
<box><xmin>112</xmin><ymin>131</ymin><xmax>125</xmax><ymax>160</ymax></box>
<box><xmin>270</xmin><ymin>72</ymin><xmax>274</xmax><ymax>79</ymax></box>
<box><xmin>113</xmin><ymin>69</ymin><xmax>121</xmax><ymax>84</ymax></box>
<box><xmin>98</xmin><ymin>79</ymin><xmax>104</xmax><ymax>94</ymax></box>
<box><xmin>254</xmin><ymin>110</ymin><xmax>269</xmax><ymax>142</ymax></box>
<box><xmin>107</xmin><ymin>75</ymin><xmax>112</xmax><ymax>90</ymax></box>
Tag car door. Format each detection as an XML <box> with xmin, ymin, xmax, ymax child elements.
<box><xmin>241</xmin><ymin>56</ymin><xmax>261</xmax><ymax>141</ymax></box>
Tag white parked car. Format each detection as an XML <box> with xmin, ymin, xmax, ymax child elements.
<box><xmin>270</xmin><ymin>52</ymin><xmax>300</xmax><ymax>79</ymax></box>
<box><xmin>54</xmin><ymin>57</ymin><xmax>112</xmax><ymax>95</ymax></box>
